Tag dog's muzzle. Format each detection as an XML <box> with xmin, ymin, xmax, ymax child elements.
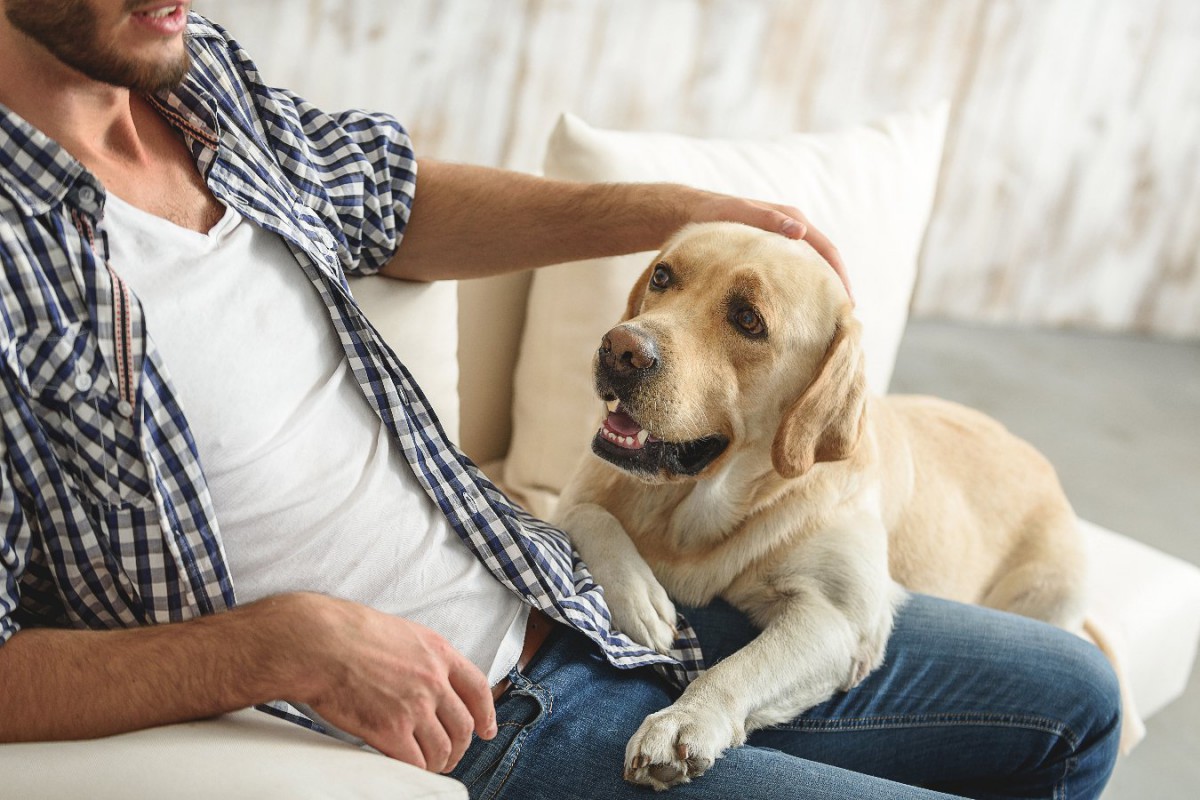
<box><xmin>592</xmin><ymin>325</ymin><xmax>728</xmax><ymax>479</ymax></box>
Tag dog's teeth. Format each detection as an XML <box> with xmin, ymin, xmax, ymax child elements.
<box><xmin>606</xmin><ymin>399</ymin><xmax>619</xmax><ymax>413</ymax></box>
<box><xmin>636</xmin><ymin>429</ymin><xmax>649</xmax><ymax>445</ymax></box>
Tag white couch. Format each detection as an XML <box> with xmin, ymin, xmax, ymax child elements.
<box><xmin>4</xmin><ymin>110</ymin><xmax>1199</xmax><ymax>798</ymax></box>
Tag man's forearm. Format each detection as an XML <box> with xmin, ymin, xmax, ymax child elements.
<box><xmin>0</xmin><ymin>594</ymin><xmax>309</xmax><ymax>743</ymax></box>
<box><xmin>383</xmin><ymin>160</ymin><xmax>700</xmax><ymax>282</ymax></box>
<box><xmin>0</xmin><ymin>592</ymin><xmax>496</xmax><ymax>773</ymax></box>
<box><xmin>384</xmin><ymin>160</ymin><xmax>848</xmax><ymax>295</ymax></box>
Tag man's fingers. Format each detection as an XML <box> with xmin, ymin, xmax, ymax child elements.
<box><xmin>437</xmin><ymin>699</ymin><xmax>475</xmax><ymax>771</ymax></box>
<box><xmin>377</xmin><ymin>728</ymin><xmax>427</xmax><ymax>771</ymax></box>
<box><xmin>780</xmin><ymin>217</ymin><xmax>807</xmax><ymax>238</ymax></box>
<box><xmin>414</xmin><ymin>716</ymin><xmax>455</xmax><ymax>774</ymax></box>
<box><xmin>795</xmin><ymin>222</ymin><xmax>854</xmax><ymax>305</ymax></box>
<box><xmin>448</xmin><ymin>657</ymin><xmax>497</xmax><ymax>739</ymax></box>
<box><xmin>748</xmin><ymin>201</ymin><xmax>853</xmax><ymax>305</ymax></box>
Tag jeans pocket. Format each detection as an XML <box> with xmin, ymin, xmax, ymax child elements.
<box><xmin>452</xmin><ymin>675</ymin><xmax>548</xmax><ymax>800</ymax></box>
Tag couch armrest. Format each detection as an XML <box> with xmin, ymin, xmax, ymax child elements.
<box><xmin>1084</xmin><ymin>519</ymin><xmax>1200</xmax><ymax>718</ymax></box>
<box><xmin>0</xmin><ymin>708</ymin><xmax>466</xmax><ymax>799</ymax></box>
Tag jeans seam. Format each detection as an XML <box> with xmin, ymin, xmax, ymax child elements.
<box><xmin>1055</xmin><ymin>754</ymin><xmax>1077</xmax><ymax>800</ymax></box>
<box><xmin>775</xmin><ymin>712</ymin><xmax>1081</xmax><ymax>750</ymax></box>
<box><xmin>481</xmin><ymin>681</ymin><xmax>552</xmax><ymax>800</ymax></box>
<box><xmin>482</xmin><ymin>739</ymin><xmax>524</xmax><ymax>800</ymax></box>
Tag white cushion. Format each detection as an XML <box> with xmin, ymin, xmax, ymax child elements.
<box><xmin>1083</xmin><ymin>518</ymin><xmax>1200</xmax><ymax>718</ymax></box>
<box><xmin>0</xmin><ymin>709</ymin><xmax>466</xmax><ymax>799</ymax></box>
<box><xmin>503</xmin><ymin>107</ymin><xmax>950</xmax><ymax>517</ymax></box>
<box><xmin>349</xmin><ymin>276</ymin><xmax>460</xmax><ymax>443</ymax></box>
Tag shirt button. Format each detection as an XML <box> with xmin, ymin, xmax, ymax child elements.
<box><xmin>74</xmin><ymin>372</ymin><xmax>93</xmax><ymax>392</ymax></box>
<box><xmin>75</xmin><ymin>185</ymin><xmax>99</xmax><ymax>212</ymax></box>
<box><xmin>117</xmin><ymin>400</ymin><xmax>134</xmax><ymax>418</ymax></box>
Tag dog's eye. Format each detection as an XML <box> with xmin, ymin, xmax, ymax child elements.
<box><xmin>649</xmin><ymin>264</ymin><xmax>673</xmax><ymax>290</ymax></box>
<box><xmin>730</xmin><ymin>306</ymin><xmax>767</xmax><ymax>338</ymax></box>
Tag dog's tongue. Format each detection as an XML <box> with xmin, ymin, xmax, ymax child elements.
<box><xmin>605</xmin><ymin>408</ymin><xmax>643</xmax><ymax>436</ymax></box>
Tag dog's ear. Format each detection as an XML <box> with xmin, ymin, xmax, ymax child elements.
<box><xmin>621</xmin><ymin>264</ymin><xmax>654</xmax><ymax>321</ymax></box>
<box><xmin>771</xmin><ymin>312</ymin><xmax>868</xmax><ymax>479</ymax></box>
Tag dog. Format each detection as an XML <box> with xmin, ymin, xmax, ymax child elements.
<box><xmin>555</xmin><ymin>221</ymin><xmax>1138</xmax><ymax>790</ymax></box>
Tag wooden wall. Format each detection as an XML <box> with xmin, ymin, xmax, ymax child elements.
<box><xmin>190</xmin><ymin>0</ymin><xmax>1199</xmax><ymax>461</ymax></box>
<box><xmin>195</xmin><ymin>0</ymin><xmax>1200</xmax><ymax>340</ymax></box>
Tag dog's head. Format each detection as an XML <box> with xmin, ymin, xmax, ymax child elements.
<box><xmin>591</xmin><ymin>221</ymin><xmax>866</xmax><ymax>482</ymax></box>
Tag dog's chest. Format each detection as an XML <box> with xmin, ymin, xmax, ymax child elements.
<box><xmin>623</xmin><ymin>480</ymin><xmax>829</xmax><ymax>607</ymax></box>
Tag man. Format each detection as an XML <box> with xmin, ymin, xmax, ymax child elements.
<box><xmin>0</xmin><ymin>2</ymin><xmax>1119</xmax><ymax>798</ymax></box>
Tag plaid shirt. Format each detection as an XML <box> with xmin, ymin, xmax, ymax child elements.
<box><xmin>0</xmin><ymin>14</ymin><xmax>702</xmax><ymax>710</ymax></box>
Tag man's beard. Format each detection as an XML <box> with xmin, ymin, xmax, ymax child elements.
<box><xmin>6</xmin><ymin>0</ymin><xmax>190</xmax><ymax>94</ymax></box>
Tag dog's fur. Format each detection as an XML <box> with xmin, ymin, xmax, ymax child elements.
<box><xmin>555</xmin><ymin>222</ymin><xmax>1134</xmax><ymax>790</ymax></box>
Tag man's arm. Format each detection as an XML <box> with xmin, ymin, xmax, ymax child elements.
<box><xmin>383</xmin><ymin>160</ymin><xmax>850</xmax><ymax>296</ymax></box>
<box><xmin>0</xmin><ymin>593</ymin><xmax>495</xmax><ymax>774</ymax></box>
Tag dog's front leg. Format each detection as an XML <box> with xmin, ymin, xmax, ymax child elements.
<box><xmin>558</xmin><ymin>501</ymin><xmax>678</xmax><ymax>654</ymax></box>
<box><xmin>624</xmin><ymin>514</ymin><xmax>902</xmax><ymax>790</ymax></box>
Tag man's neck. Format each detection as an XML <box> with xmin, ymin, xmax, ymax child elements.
<box><xmin>0</xmin><ymin>12</ymin><xmax>224</xmax><ymax>233</ymax></box>
<box><xmin>0</xmin><ymin>21</ymin><xmax>151</xmax><ymax>172</ymax></box>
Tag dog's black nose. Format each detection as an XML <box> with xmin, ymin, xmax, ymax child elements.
<box><xmin>600</xmin><ymin>325</ymin><xmax>659</xmax><ymax>377</ymax></box>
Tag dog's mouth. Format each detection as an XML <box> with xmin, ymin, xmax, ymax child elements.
<box><xmin>592</xmin><ymin>403</ymin><xmax>729</xmax><ymax>478</ymax></box>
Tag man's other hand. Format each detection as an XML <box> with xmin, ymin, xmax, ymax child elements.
<box><xmin>689</xmin><ymin>192</ymin><xmax>853</xmax><ymax>304</ymax></box>
<box><xmin>286</xmin><ymin>593</ymin><xmax>497</xmax><ymax>774</ymax></box>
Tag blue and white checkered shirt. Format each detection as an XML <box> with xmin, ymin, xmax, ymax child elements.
<box><xmin>0</xmin><ymin>14</ymin><xmax>702</xmax><ymax>713</ymax></box>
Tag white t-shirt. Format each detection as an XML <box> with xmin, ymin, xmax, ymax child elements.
<box><xmin>103</xmin><ymin>194</ymin><xmax>527</xmax><ymax>687</ymax></box>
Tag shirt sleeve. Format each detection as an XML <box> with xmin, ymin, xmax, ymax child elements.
<box><xmin>272</xmin><ymin>95</ymin><xmax>419</xmax><ymax>278</ymax></box>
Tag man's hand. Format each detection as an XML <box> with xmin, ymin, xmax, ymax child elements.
<box><xmin>290</xmin><ymin>594</ymin><xmax>497</xmax><ymax>773</ymax></box>
<box><xmin>688</xmin><ymin>192</ymin><xmax>852</xmax><ymax>304</ymax></box>
<box><xmin>0</xmin><ymin>592</ymin><xmax>495</xmax><ymax>777</ymax></box>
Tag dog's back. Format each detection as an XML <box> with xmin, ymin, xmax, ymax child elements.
<box><xmin>872</xmin><ymin>394</ymin><xmax>1086</xmax><ymax>628</ymax></box>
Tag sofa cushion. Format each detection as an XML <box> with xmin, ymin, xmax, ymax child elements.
<box><xmin>503</xmin><ymin>107</ymin><xmax>949</xmax><ymax>517</ymax></box>
<box><xmin>0</xmin><ymin>709</ymin><xmax>466</xmax><ymax>799</ymax></box>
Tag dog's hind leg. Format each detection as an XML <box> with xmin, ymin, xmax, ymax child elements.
<box><xmin>981</xmin><ymin>511</ymin><xmax>1145</xmax><ymax>755</ymax></box>
<box><xmin>979</xmin><ymin>558</ymin><xmax>1087</xmax><ymax>629</ymax></box>
<box><xmin>979</xmin><ymin>508</ymin><xmax>1088</xmax><ymax>629</ymax></box>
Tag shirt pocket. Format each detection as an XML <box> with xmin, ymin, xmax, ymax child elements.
<box><xmin>6</xmin><ymin>324</ymin><xmax>154</xmax><ymax>510</ymax></box>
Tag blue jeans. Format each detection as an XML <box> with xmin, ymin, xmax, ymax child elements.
<box><xmin>449</xmin><ymin>594</ymin><xmax>1120</xmax><ymax>799</ymax></box>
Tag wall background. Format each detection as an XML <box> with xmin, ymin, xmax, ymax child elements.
<box><xmin>194</xmin><ymin>0</ymin><xmax>1200</xmax><ymax>457</ymax></box>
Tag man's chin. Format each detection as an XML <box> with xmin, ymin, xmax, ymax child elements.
<box><xmin>6</xmin><ymin>0</ymin><xmax>191</xmax><ymax>94</ymax></box>
<box><xmin>98</xmin><ymin>49</ymin><xmax>191</xmax><ymax>93</ymax></box>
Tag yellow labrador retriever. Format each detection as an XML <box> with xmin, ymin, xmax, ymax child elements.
<box><xmin>556</xmin><ymin>222</ymin><xmax>1133</xmax><ymax>790</ymax></box>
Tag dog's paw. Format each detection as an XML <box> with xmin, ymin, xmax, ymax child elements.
<box><xmin>623</xmin><ymin>705</ymin><xmax>744</xmax><ymax>790</ymax></box>
<box><xmin>840</xmin><ymin>614</ymin><xmax>893</xmax><ymax>692</ymax></box>
<box><xmin>602</xmin><ymin>565</ymin><xmax>678</xmax><ymax>655</ymax></box>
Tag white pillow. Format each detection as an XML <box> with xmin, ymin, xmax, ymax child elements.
<box><xmin>503</xmin><ymin>107</ymin><xmax>949</xmax><ymax>518</ymax></box>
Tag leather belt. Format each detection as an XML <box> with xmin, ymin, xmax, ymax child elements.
<box><xmin>491</xmin><ymin>607</ymin><xmax>553</xmax><ymax>700</ymax></box>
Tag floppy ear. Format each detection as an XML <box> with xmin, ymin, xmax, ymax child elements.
<box><xmin>771</xmin><ymin>313</ymin><xmax>868</xmax><ymax>479</ymax></box>
<box><xmin>621</xmin><ymin>264</ymin><xmax>654</xmax><ymax>321</ymax></box>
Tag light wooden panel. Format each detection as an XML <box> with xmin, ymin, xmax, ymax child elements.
<box><xmin>194</xmin><ymin>0</ymin><xmax>1200</xmax><ymax>336</ymax></box>
<box><xmin>194</xmin><ymin>0</ymin><xmax>1200</xmax><ymax>460</ymax></box>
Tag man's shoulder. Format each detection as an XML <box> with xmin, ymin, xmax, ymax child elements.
<box><xmin>185</xmin><ymin>12</ymin><xmax>224</xmax><ymax>40</ymax></box>
<box><xmin>181</xmin><ymin>12</ymin><xmax>247</xmax><ymax>84</ymax></box>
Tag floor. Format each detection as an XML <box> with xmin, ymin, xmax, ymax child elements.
<box><xmin>889</xmin><ymin>320</ymin><xmax>1200</xmax><ymax>799</ymax></box>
